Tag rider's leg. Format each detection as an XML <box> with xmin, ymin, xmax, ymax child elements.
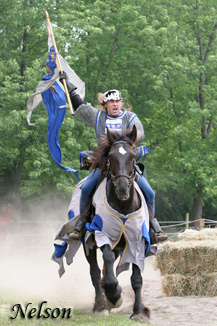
<box><xmin>69</xmin><ymin>169</ymin><xmax>100</xmax><ymax>240</ymax></box>
<box><xmin>137</xmin><ymin>174</ymin><xmax>167</xmax><ymax>243</ymax></box>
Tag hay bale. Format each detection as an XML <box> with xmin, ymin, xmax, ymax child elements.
<box><xmin>178</xmin><ymin>228</ymin><xmax>217</xmax><ymax>241</ymax></box>
<box><xmin>155</xmin><ymin>240</ymin><xmax>217</xmax><ymax>275</ymax></box>
<box><xmin>161</xmin><ymin>273</ymin><xmax>217</xmax><ymax>297</ymax></box>
<box><xmin>155</xmin><ymin>228</ymin><xmax>217</xmax><ymax>297</ymax></box>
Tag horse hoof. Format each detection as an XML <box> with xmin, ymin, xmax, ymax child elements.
<box><xmin>130</xmin><ymin>306</ymin><xmax>151</xmax><ymax>323</ymax></box>
<box><xmin>93</xmin><ymin>309</ymin><xmax>109</xmax><ymax>316</ymax></box>
<box><xmin>93</xmin><ymin>298</ymin><xmax>109</xmax><ymax>313</ymax></box>
<box><xmin>130</xmin><ymin>313</ymin><xmax>150</xmax><ymax>323</ymax></box>
<box><xmin>106</xmin><ymin>296</ymin><xmax>123</xmax><ymax>309</ymax></box>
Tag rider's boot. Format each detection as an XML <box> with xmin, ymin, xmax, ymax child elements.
<box><xmin>149</xmin><ymin>218</ymin><xmax>168</xmax><ymax>244</ymax></box>
<box><xmin>69</xmin><ymin>196</ymin><xmax>90</xmax><ymax>241</ymax></box>
<box><xmin>69</xmin><ymin>215</ymin><xmax>86</xmax><ymax>240</ymax></box>
<box><xmin>148</xmin><ymin>201</ymin><xmax>168</xmax><ymax>244</ymax></box>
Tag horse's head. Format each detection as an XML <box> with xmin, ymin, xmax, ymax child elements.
<box><xmin>106</xmin><ymin>125</ymin><xmax>137</xmax><ymax>201</ymax></box>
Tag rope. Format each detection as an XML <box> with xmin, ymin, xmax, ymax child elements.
<box><xmin>161</xmin><ymin>220</ymin><xmax>198</xmax><ymax>229</ymax></box>
<box><xmin>166</xmin><ymin>228</ymin><xmax>185</xmax><ymax>240</ymax></box>
<box><xmin>161</xmin><ymin>218</ymin><xmax>217</xmax><ymax>230</ymax></box>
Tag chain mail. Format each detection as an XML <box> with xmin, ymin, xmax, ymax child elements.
<box><xmin>75</xmin><ymin>103</ymin><xmax>145</xmax><ymax>143</ymax></box>
<box><xmin>75</xmin><ymin>103</ymin><xmax>98</xmax><ymax>128</ymax></box>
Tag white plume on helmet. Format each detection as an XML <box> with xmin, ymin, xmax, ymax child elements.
<box><xmin>103</xmin><ymin>89</ymin><xmax>122</xmax><ymax>102</ymax></box>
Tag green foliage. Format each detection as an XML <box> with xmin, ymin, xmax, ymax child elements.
<box><xmin>0</xmin><ymin>0</ymin><xmax>217</xmax><ymax>221</ymax></box>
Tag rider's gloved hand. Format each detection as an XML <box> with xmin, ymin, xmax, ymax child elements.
<box><xmin>59</xmin><ymin>71</ymin><xmax>85</xmax><ymax>111</ymax></box>
<box><xmin>59</xmin><ymin>71</ymin><xmax>77</xmax><ymax>94</ymax></box>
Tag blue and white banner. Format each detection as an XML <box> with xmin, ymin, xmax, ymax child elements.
<box><xmin>27</xmin><ymin>26</ymin><xmax>85</xmax><ymax>180</ymax></box>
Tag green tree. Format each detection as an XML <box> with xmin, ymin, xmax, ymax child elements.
<box><xmin>1</xmin><ymin>0</ymin><xmax>217</xmax><ymax>224</ymax></box>
<box><xmin>140</xmin><ymin>0</ymin><xmax>217</xmax><ymax>222</ymax></box>
<box><xmin>0</xmin><ymin>0</ymin><xmax>95</xmax><ymax>221</ymax></box>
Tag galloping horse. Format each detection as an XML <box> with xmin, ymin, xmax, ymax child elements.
<box><xmin>83</xmin><ymin>125</ymin><xmax>151</xmax><ymax>321</ymax></box>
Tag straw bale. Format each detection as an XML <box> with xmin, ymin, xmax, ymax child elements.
<box><xmin>178</xmin><ymin>228</ymin><xmax>217</xmax><ymax>241</ymax></box>
<box><xmin>161</xmin><ymin>273</ymin><xmax>217</xmax><ymax>297</ymax></box>
<box><xmin>155</xmin><ymin>228</ymin><xmax>217</xmax><ymax>296</ymax></box>
<box><xmin>155</xmin><ymin>240</ymin><xmax>217</xmax><ymax>275</ymax></box>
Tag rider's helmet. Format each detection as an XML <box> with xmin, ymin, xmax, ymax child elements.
<box><xmin>103</xmin><ymin>89</ymin><xmax>122</xmax><ymax>102</ymax></box>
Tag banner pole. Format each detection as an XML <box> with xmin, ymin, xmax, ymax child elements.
<box><xmin>45</xmin><ymin>11</ymin><xmax>74</xmax><ymax>116</ymax></box>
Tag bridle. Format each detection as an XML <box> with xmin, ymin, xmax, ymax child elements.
<box><xmin>106</xmin><ymin>140</ymin><xmax>136</xmax><ymax>187</ymax></box>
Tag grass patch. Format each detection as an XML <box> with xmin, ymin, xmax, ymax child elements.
<box><xmin>0</xmin><ymin>297</ymin><xmax>152</xmax><ymax>326</ymax></box>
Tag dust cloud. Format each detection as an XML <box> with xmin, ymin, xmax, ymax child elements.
<box><xmin>1</xmin><ymin>198</ymin><xmax>216</xmax><ymax>326</ymax></box>
<box><xmin>0</xmin><ymin>195</ymin><xmax>159</xmax><ymax>310</ymax></box>
<box><xmin>0</xmin><ymin>196</ymin><xmax>96</xmax><ymax>309</ymax></box>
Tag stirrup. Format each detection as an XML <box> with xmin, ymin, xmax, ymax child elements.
<box><xmin>68</xmin><ymin>230</ymin><xmax>82</xmax><ymax>241</ymax></box>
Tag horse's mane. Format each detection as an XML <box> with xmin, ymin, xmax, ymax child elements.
<box><xmin>91</xmin><ymin>128</ymin><xmax>136</xmax><ymax>171</ymax></box>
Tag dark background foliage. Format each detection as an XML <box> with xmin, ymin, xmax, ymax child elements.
<box><xmin>0</xmin><ymin>0</ymin><xmax>217</xmax><ymax>224</ymax></box>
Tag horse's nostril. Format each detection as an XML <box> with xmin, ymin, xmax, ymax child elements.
<box><xmin>115</xmin><ymin>187</ymin><xmax>130</xmax><ymax>201</ymax></box>
<box><xmin>118</xmin><ymin>194</ymin><xmax>129</xmax><ymax>201</ymax></box>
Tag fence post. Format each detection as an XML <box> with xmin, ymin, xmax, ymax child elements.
<box><xmin>200</xmin><ymin>218</ymin><xmax>205</xmax><ymax>230</ymax></box>
<box><xmin>185</xmin><ymin>213</ymin><xmax>189</xmax><ymax>229</ymax></box>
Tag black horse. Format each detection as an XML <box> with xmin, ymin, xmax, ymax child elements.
<box><xmin>83</xmin><ymin>125</ymin><xmax>151</xmax><ymax>322</ymax></box>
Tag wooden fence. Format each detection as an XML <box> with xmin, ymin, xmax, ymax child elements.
<box><xmin>160</xmin><ymin>216</ymin><xmax>217</xmax><ymax>240</ymax></box>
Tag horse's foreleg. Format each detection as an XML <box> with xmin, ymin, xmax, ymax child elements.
<box><xmin>84</xmin><ymin>246</ymin><xmax>108</xmax><ymax>313</ymax></box>
<box><xmin>130</xmin><ymin>264</ymin><xmax>151</xmax><ymax>321</ymax></box>
<box><xmin>100</xmin><ymin>244</ymin><xmax>122</xmax><ymax>308</ymax></box>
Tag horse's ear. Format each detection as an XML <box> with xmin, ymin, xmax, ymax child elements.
<box><xmin>128</xmin><ymin>125</ymin><xmax>137</xmax><ymax>144</ymax></box>
<box><xmin>106</xmin><ymin>127</ymin><xmax>116</xmax><ymax>145</ymax></box>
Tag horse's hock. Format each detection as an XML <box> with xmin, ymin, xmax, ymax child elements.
<box><xmin>155</xmin><ymin>228</ymin><xmax>217</xmax><ymax>297</ymax></box>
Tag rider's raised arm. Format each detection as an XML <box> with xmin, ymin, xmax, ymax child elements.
<box><xmin>75</xmin><ymin>103</ymin><xmax>98</xmax><ymax>128</ymax></box>
<box><xmin>59</xmin><ymin>71</ymin><xmax>98</xmax><ymax>128</ymax></box>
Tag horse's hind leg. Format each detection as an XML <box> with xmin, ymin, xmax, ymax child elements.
<box><xmin>100</xmin><ymin>244</ymin><xmax>122</xmax><ymax>308</ymax></box>
<box><xmin>84</xmin><ymin>246</ymin><xmax>108</xmax><ymax>313</ymax></box>
<box><xmin>130</xmin><ymin>263</ymin><xmax>151</xmax><ymax>321</ymax></box>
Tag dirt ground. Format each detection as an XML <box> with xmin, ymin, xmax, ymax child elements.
<box><xmin>0</xmin><ymin>235</ymin><xmax>216</xmax><ymax>326</ymax></box>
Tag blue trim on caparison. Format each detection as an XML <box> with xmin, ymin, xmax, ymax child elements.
<box><xmin>142</xmin><ymin>222</ymin><xmax>151</xmax><ymax>256</ymax></box>
<box><xmin>54</xmin><ymin>242</ymin><xmax>67</xmax><ymax>258</ymax></box>
<box><xmin>86</xmin><ymin>214</ymin><xmax>103</xmax><ymax>231</ymax></box>
<box><xmin>121</xmin><ymin>217</ymin><xmax>129</xmax><ymax>225</ymax></box>
<box><xmin>68</xmin><ymin>210</ymin><xmax>74</xmax><ymax>220</ymax></box>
